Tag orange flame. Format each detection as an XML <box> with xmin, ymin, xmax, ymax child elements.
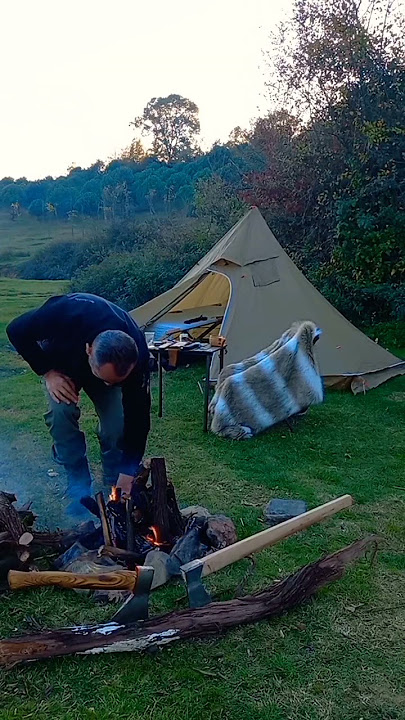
<box><xmin>146</xmin><ymin>525</ymin><xmax>169</xmax><ymax>547</ymax></box>
<box><xmin>109</xmin><ymin>486</ymin><xmax>121</xmax><ymax>502</ymax></box>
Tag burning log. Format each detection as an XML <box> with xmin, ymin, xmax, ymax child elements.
<box><xmin>150</xmin><ymin>458</ymin><xmax>185</xmax><ymax>543</ymax></box>
<box><xmin>0</xmin><ymin>536</ymin><xmax>378</xmax><ymax>667</ymax></box>
<box><xmin>96</xmin><ymin>492</ymin><xmax>115</xmax><ymax>547</ymax></box>
<box><xmin>150</xmin><ymin>458</ymin><xmax>172</xmax><ymax>543</ymax></box>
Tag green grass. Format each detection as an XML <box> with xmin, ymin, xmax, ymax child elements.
<box><xmin>0</xmin><ymin>210</ymin><xmax>100</xmax><ymax>274</ymax></box>
<box><xmin>0</xmin><ymin>279</ymin><xmax>404</xmax><ymax>720</ymax></box>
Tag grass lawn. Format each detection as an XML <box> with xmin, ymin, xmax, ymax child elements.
<box><xmin>0</xmin><ymin>278</ymin><xmax>404</xmax><ymax>720</ymax></box>
<box><xmin>0</xmin><ymin>211</ymin><xmax>100</xmax><ymax>274</ymax></box>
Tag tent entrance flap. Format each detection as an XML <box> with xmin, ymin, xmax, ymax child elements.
<box><xmin>149</xmin><ymin>271</ymin><xmax>231</xmax><ymax>340</ymax></box>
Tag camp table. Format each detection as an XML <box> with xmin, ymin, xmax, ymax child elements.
<box><xmin>148</xmin><ymin>342</ymin><xmax>225</xmax><ymax>432</ymax></box>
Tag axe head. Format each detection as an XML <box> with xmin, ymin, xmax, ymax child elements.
<box><xmin>180</xmin><ymin>560</ymin><xmax>212</xmax><ymax>608</ymax></box>
<box><xmin>111</xmin><ymin>565</ymin><xmax>154</xmax><ymax>624</ymax></box>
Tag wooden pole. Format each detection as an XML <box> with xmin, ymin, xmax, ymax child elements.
<box><xmin>0</xmin><ymin>536</ymin><xmax>377</xmax><ymax>667</ymax></box>
<box><xmin>183</xmin><ymin>495</ymin><xmax>354</xmax><ymax>579</ymax></box>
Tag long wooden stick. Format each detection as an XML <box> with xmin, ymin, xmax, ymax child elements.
<box><xmin>0</xmin><ymin>536</ymin><xmax>377</xmax><ymax>667</ymax></box>
<box><xmin>95</xmin><ymin>492</ymin><xmax>114</xmax><ymax>547</ymax></box>
<box><xmin>183</xmin><ymin>495</ymin><xmax>354</xmax><ymax>578</ymax></box>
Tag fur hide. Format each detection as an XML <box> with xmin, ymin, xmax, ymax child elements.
<box><xmin>209</xmin><ymin>321</ymin><xmax>324</xmax><ymax>439</ymax></box>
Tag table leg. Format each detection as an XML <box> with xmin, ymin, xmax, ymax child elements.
<box><xmin>158</xmin><ymin>352</ymin><xmax>163</xmax><ymax>418</ymax></box>
<box><xmin>219</xmin><ymin>347</ymin><xmax>225</xmax><ymax>372</ymax></box>
<box><xmin>203</xmin><ymin>353</ymin><xmax>211</xmax><ymax>433</ymax></box>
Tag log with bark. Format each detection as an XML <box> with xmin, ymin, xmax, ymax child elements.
<box><xmin>0</xmin><ymin>493</ymin><xmax>34</xmax><ymax>578</ymax></box>
<box><xmin>150</xmin><ymin>458</ymin><xmax>185</xmax><ymax>543</ymax></box>
<box><xmin>0</xmin><ymin>535</ymin><xmax>378</xmax><ymax>667</ymax></box>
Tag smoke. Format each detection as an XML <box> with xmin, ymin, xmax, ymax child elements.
<box><xmin>0</xmin><ymin>433</ymin><xmax>67</xmax><ymax>529</ymax></box>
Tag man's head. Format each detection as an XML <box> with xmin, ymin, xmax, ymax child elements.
<box><xmin>86</xmin><ymin>330</ymin><xmax>138</xmax><ymax>384</ymax></box>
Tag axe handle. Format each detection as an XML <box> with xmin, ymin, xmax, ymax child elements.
<box><xmin>186</xmin><ymin>494</ymin><xmax>354</xmax><ymax>578</ymax></box>
<box><xmin>8</xmin><ymin>569</ymin><xmax>138</xmax><ymax>592</ymax></box>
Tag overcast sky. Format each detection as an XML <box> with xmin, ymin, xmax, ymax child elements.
<box><xmin>0</xmin><ymin>0</ymin><xmax>291</xmax><ymax>180</ymax></box>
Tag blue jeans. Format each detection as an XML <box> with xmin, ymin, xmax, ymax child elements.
<box><xmin>44</xmin><ymin>377</ymin><xmax>124</xmax><ymax>499</ymax></box>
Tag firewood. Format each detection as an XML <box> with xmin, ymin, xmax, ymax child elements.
<box><xmin>0</xmin><ymin>492</ymin><xmax>26</xmax><ymax>543</ymax></box>
<box><xmin>0</xmin><ymin>536</ymin><xmax>378</xmax><ymax>667</ymax></box>
<box><xmin>99</xmin><ymin>545</ymin><xmax>142</xmax><ymax>562</ymax></box>
<box><xmin>18</xmin><ymin>533</ymin><xmax>33</xmax><ymax>547</ymax></box>
<box><xmin>166</xmin><ymin>482</ymin><xmax>186</xmax><ymax>538</ymax></box>
<box><xmin>150</xmin><ymin>458</ymin><xmax>172</xmax><ymax>543</ymax></box>
<box><xmin>95</xmin><ymin>492</ymin><xmax>114</xmax><ymax>547</ymax></box>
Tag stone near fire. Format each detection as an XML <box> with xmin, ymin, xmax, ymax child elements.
<box><xmin>180</xmin><ymin>505</ymin><xmax>212</xmax><ymax>519</ymax></box>
<box><xmin>206</xmin><ymin>515</ymin><xmax>237</xmax><ymax>549</ymax></box>
<box><xmin>264</xmin><ymin>498</ymin><xmax>308</xmax><ymax>527</ymax></box>
<box><xmin>144</xmin><ymin>549</ymin><xmax>171</xmax><ymax>589</ymax></box>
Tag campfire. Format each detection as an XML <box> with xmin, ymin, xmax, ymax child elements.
<box><xmin>101</xmin><ymin>458</ymin><xmax>186</xmax><ymax>557</ymax></box>
<box><xmin>0</xmin><ymin>457</ymin><xmax>237</xmax><ymax>592</ymax></box>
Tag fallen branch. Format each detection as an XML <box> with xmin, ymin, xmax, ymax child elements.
<box><xmin>0</xmin><ymin>536</ymin><xmax>378</xmax><ymax>667</ymax></box>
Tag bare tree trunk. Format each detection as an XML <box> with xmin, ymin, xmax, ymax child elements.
<box><xmin>0</xmin><ymin>536</ymin><xmax>378</xmax><ymax>667</ymax></box>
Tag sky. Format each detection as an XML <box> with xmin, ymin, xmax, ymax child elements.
<box><xmin>0</xmin><ymin>0</ymin><xmax>292</xmax><ymax>180</ymax></box>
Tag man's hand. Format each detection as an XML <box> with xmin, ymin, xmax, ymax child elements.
<box><xmin>44</xmin><ymin>370</ymin><xmax>79</xmax><ymax>405</ymax></box>
<box><xmin>116</xmin><ymin>473</ymin><xmax>134</xmax><ymax>499</ymax></box>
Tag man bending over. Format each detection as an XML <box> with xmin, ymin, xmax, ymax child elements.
<box><xmin>7</xmin><ymin>293</ymin><xmax>150</xmax><ymax>518</ymax></box>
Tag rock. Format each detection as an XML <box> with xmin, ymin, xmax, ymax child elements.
<box><xmin>144</xmin><ymin>549</ymin><xmax>171</xmax><ymax>589</ymax></box>
<box><xmin>264</xmin><ymin>498</ymin><xmax>308</xmax><ymax>527</ymax></box>
<box><xmin>180</xmin><ymin>505</ymin><xmax>211</xmax><ymax>519</ymax></box>
<box><xmin>206</xmin><ymin>515</ymin><xmax>237</xmax><ymax>549</ymax></box>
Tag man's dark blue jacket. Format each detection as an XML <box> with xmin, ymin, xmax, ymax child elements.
<box><xmin>7</xmin><ymin>293</ymin><xmax>150</xmax><ymax>475</ymax></box>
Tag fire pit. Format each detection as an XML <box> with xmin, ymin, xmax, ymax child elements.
<box><xmin>0</xmin><ymin>458</ymin><xmax>237</xmax><ymax>595</ymax></box>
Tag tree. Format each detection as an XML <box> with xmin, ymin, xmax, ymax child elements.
<box><xmin>247</xmin><ymin>0</ymin><xmax>405</xmax><ymax>280</ymax></box>
<box><xmin>120</xmin><ymin>139</ymin><xmax>148</xmax><ymax>163</ymax></box>
<box><xmin>75</xmin><ymin>192</ymin><xmax>99</xmax><ymax>216</ymax></box>
<box><xmin>131</xmin><ymin>94</ymin><xmax>200</xmax><ymax>163</ymax></box>
<box><xmin>0</xmin><ymin>183</ymin><xmax>25</xmax><ymax>207</ymax></box>
<box><xmin>28</xmin><ymin>199</ymin><xmax>45</xmax><ymax>218</ymax></box>
<box><xmin>265</xmin><ymin>0</ymin><xmax>405</xmax><ymax>119</ymax></box>
<box><xmin>195</xmin><ymin>175</ymin><xmax>247</xmax><ymax>231</ymax></box>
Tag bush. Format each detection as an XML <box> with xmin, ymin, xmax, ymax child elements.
<box><xmin>20</xmin><ymin>242</ymin><xmax>87</xmax><ymax>280</ymax></box>
<box><xmin>72</xmin><ymin>220</ymin><xmax>216</xmax><ymax>309</ymax></box>
<box><xmin>312</xmin><ymin>272</ymin><xmax>405</xmax><ymax>327</ymax></box>
<box><xmin>365</xmin><ymin>322</ymin><xmax>405</xmax><ymax>350</ymax></box>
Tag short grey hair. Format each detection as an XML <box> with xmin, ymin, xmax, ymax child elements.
<box><xmin>92</xmin><ymin>330</ymin><xmax>138</xmax><ymax>376</ymax></box>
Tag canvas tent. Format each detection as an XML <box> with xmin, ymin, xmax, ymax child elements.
<box><xmin>130</xmin><ymin>208</ymin><xmax>405</xmax><ymax>393</ymax></box>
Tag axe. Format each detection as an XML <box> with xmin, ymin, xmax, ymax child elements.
<box><xmin>8</xmin><ymin>566</ymin><xmax>154</xmax><ymax>623</ymax></box>
<box><xmin>180</xmin><ymin>494</ymin><xmax>354</xmax><ymax>607</ymax></box>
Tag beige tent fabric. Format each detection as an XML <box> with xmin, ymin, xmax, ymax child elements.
<box><xmin>130</xmin><ymin>208</ymin><xmax>405</xmax><ymax>392</ymax></box>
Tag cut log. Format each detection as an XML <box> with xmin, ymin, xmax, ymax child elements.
<box><xmin>96</xmin><ymin>492</ymin><xmax>114</xmax><ymax>547</ymax></box>
<box><xmin>166</xmin><ymin>482</ymin><xmax>186</xmax><ymax>538</ymax></box>
<box><xmin>0</xmin><ymin>536</ymin><xmax>378</xmax><ymax>667</ymax></box>
<box><xmin>99</xmin><ymin>545</ymin><xmax>143</xmax><ymax>563</ymax></box>
<box><xmin>18</xmin><ymin>532</ymin><xmax>34</xmax><ymax>547</ymax></box>
<box><xmin>133</xmin><ymin>464</ymin><xmax>150</xmax><ymax>488</ymax></box>
<box><xmin>150</xmin><ymin>458</ymin><xmax>172</xmax><ymax>542</ymax></box>
<box><xmin>0</xmin><ymin>492</ymin><xmax>26</xmax><ymax>543</ymax></box>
